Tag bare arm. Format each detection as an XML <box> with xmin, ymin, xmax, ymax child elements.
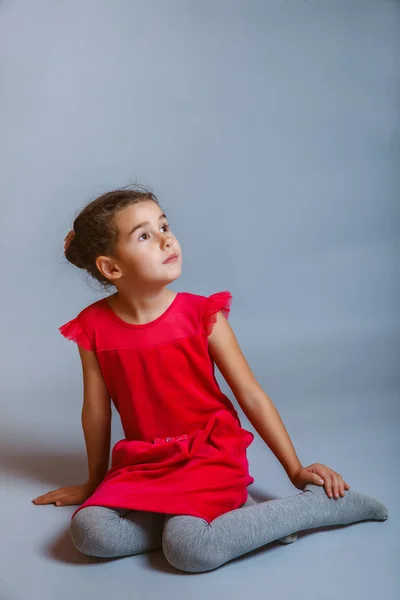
<box><xmin>32</xmin><ymin>346</ymin><xmax>111</xmax><ymax>506</ymax></box>
<box><xmin>79</xmin><ymin>345</ymin><xmax>112</xmax><ymax>489</ymax></box>
<box><xmin>208</xmin><ymin>311</ymin><xmax>350</xmax><ymax>499</ymax></box>
<box><xmin>208</xmin><ymin>311</ymin><xmax>303</xmax><ymax>479</ymax></box>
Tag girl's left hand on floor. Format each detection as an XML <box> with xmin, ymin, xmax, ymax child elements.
<box><xmin>290</xmin><ymin>463</ymin><xmax>350</xmax><ymax>499</ymax></box>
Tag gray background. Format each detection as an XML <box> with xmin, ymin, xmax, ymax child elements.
<box><xmin>1</xmin><ymin>0</ymin><xmax>399</xmax><ymax>598</ymax></box>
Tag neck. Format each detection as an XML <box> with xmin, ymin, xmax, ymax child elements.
<box><xmin>108</xmin><ymin>287</ymin><xmax>177</xmax><ymax>325</ymax></box>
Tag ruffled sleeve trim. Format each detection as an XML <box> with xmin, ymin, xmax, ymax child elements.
<box><xmin>203</xmin><ymin>291</ymin><xmax>232</xmax><ymax>336</ymax></box>
<box><xmin>59</xmin><ymin>317</ymin><xmax>93</xmax><ymax>351</ymax></box>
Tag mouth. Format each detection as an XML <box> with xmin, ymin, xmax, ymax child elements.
<box><xmin>163</xmin><ymin>253</ymin><xmax>179</xmax><ymax>264</ymax></box>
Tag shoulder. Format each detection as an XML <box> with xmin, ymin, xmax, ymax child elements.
<box><xmin>67</xmin><ymin>297</ymin><xmax>108</xmax><ymax>336</ymax></box>
<box><xmin>179</xmin><ymin>290</ymin><xmax>232</xmax><ymax>306</ymax></box>
<box><xmin>179</xmin><ymin>290</ymin><xmax>232</xmax><ymax>336</ymax></box>
<box><xmin>77</xmin><ymin>297</ymin><xmax>107</xmax><ymax>322</ymax></box>
<box><xmin>59</xmin><ymin>297</ymin><xmax>108</xmax><ymax>351</ymax></box>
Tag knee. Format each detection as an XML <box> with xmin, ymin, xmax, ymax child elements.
<box><xmin>69</xmin><ymin>506</ymin><xmax>115</xmax><ymax>558</ymax></box>
<box><xmin>162</xmin><ymin>517</ymin><xmax>222</xmax><ymax>573</ymax></box>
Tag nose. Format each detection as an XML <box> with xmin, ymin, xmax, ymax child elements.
<box><xmin>160</xmin><ymin>232</ymin><xmax>173</xmax><ymax>250</ymax></box>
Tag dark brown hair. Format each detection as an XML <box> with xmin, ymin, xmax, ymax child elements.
<box><xmin>65</xmin><ymin>184</ymin><xmax>160</xmax><ymax>288</ymax></box>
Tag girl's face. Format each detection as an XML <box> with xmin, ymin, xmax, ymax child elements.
<box><xmin>104</xmin><ymin>200</ymin><xmax>182</xmax><ymax>288</ymax></box>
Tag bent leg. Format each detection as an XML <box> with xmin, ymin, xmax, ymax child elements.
<box><xmin>162</xmin><ymin>483</ymin><xmax>388</xmax><ymax>573</ymax></box>
<box><xmin>243</xmin><ymin>492</ymin><xmax>298</xmax><ymax>545</ymax></box>
<box><xmin>70</xmin><ymin>506</ymin><xmax>165</xmax><ymax>558</ymax></box>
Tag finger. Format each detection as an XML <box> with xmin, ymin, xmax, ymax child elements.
<box><xmin>32</xmin><ymin>493</ymin><xmax>58</xmax><ymax>505</ymax></box>
<box><xmin>344</xmin><ymin>478</ymin><xmax>351</xmax><ymax>491</ymax></box>
<box><xmin>33</xmin><ymin>489</ymin><xmax>66</xmax><ymax>504</ymax></box>
<box><xmin>314</xmin><ymin>474</ymin><xmax>325</xmax><ymax>485</ymax></box>
<box><xmin>335</xmin><ymin>475</ymin><xmax>343</xmax><ymax>498</ymax></box>
<box><xmin>325</xmin><ymin>476</ymin><xmax>334</xmax><ymax>499</ymax></box>
<box><xmin>311</xmin><ymin>466</ymin><xmax>326</xmax><ymax>486</ymax></box>
<box><xmin>334</xmin><ymin>474</ymin><xmax>344</xmax><ymax>496</ymax></box>
<box><xmin>55</xmin><ymin>496</ymin><xmax>69</xmax><ymax>506</ymax></box>
<box><xmin>316</xmin><ymin>468</ymin><xmax>331</xmax><ymax>496</ymax></box>
<box><xmin>330</xmin><ymin>475</ymin><xmax>337</xmax><ymax>499</ymax></box>
<box><xmin>333</xmin><ymin>476</ymin><xmax>341</xmax><ymax>499</ymax></box>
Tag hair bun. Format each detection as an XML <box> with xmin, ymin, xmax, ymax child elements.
<box><xmin>64</xmin><ymin>229</ymin><xmax>76</xmax><ymax>253</ymax></box>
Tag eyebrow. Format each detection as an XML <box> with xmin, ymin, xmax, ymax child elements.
<box><xmin>128</xmin><ymin>213</ymin><xmax>168</xmax><ymax>236</ymax></box>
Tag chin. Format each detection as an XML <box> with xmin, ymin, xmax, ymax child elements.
<box><xmin>165</xmin><ymin>266</ymin><xmax>182</xmax><ymax>285</ymax></box>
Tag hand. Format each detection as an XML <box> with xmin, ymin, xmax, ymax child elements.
<box><xmin>32</xmin><ymin>481</ymin><xmax>96</xmax><ymax>507</ymax></box>
<box><xmin>290</xmin><ymin>463</ymin><xmax>350</xmax><ymax>499</ymax></box>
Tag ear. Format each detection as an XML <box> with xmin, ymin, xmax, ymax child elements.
<box><xmin>96</xmin><ymin>255</ymin><xmax>123</xmax><ymax>282</ymax></box>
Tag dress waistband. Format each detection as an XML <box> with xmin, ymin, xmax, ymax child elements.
<box><xmin>153</xmin><ymin>434</ymin><xmax>188</xmax><ymax>444</ymax></box>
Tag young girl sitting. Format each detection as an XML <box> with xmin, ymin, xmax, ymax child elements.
<box><xmin>32</xmin><ymin>186</ymin><xmax>388</xmax><ymax>573</ymax></box>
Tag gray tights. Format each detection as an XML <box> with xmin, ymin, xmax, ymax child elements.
<box><xmin>70</xmin><ymin>483</ymin><xmax>388</xmax><ymax>573</ymax></box>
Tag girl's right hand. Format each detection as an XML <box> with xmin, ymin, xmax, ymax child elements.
<box><xmin>32</xmin><ymin>481</ymin><xmax>96</xmax><ymax>507</ymax></box>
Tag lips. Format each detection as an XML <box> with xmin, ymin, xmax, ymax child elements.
<box><xmin>163</xmin><ymin>253</ymin><xmax>179</xmax><ymax>264</ymax></box>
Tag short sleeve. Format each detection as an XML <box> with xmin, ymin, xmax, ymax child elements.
<box><xmin>203</xmin><ymin>291</ymin><xmax>232</xmax><ymax>336</ymax></box>
<box><xmin>59</xmin><ymin>316</ymin><xmax>93</xmax><ymax>351</ymax></box>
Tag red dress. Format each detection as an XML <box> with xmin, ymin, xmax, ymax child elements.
<box><xmin>59</xmin><ymin>291</ymin><xmax>254</xmax><ymax>523</ymax></box>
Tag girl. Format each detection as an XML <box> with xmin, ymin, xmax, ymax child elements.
<box><xmin>33</xmin><ymin>186</ymin><xmax>388</xmax><ymax>573</ymax></box>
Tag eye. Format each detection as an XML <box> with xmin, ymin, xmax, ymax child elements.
<box><xmin>138</xmin><ymin>223</ymin><xmax>170</xmax><ymax>241</ymax></box>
